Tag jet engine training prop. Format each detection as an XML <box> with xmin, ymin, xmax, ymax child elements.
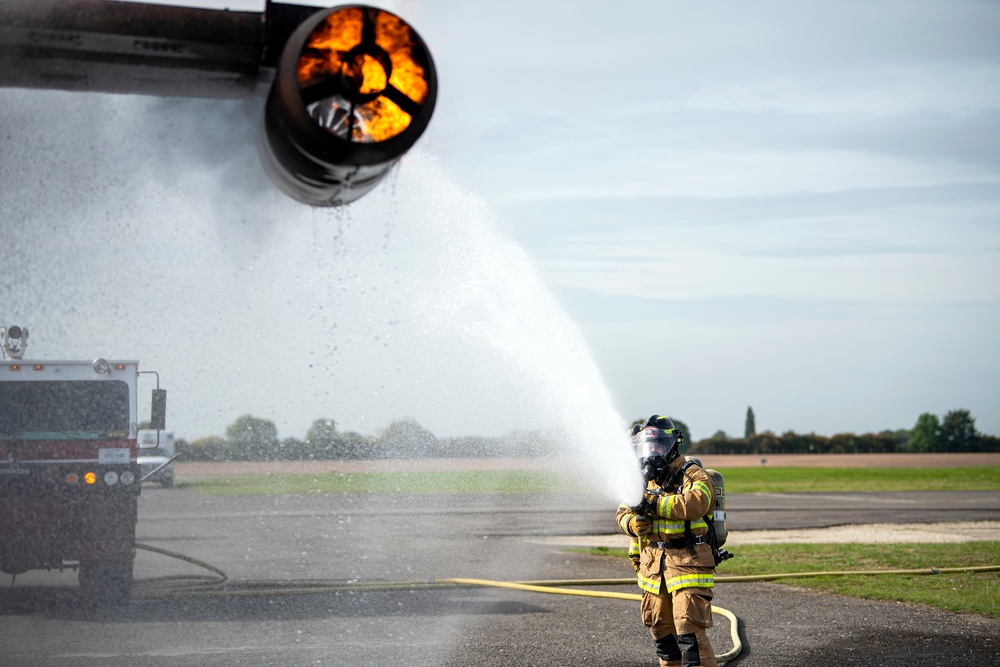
<box><xmin>0</xmin><ymin>1</ymin><xmax>437</xmax><ymax>207</ymax></box>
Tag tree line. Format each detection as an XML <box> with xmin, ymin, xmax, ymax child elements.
<box><xmin>171</xmin><ymin>408</ymin><xmax>997</xmax><ymax>462</ymax></box>
<box><xmin>174</xmin><ymin>415</ymin><xmax>561</xmax><ymax>461</ymax></box>
<box><xmin>682</xmin><ymin>408</ymin><xmax>998</xmax><ymax>455</ymax></box>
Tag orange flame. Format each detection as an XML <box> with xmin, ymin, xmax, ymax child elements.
<box><xmin>376</xmin><ymin>12</ymin><xmax>428</xmax><ymax>106</ymax></box>
<box><xmin>356</xmin><ymin>54</ymin><xmax>386</xmax><ymax>95</ymax></box>
<box><xmin>296</xmin><ymin>8</ymin><xmax>429</xmax><ymax>143</ymax></box>
<box><xmin>296</xmin><ymin>7</ymin><xmax>361</xmax><ymax>85</ymax></box>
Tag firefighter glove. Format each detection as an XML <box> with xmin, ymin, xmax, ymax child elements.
<box><xmin>629</xmin><ymin>515</ymin><xmax>653</xmax><ymax>537</ymax></box>
<box><xmin>643</xmin><ymin>493</ymin><xmax>662</xmax><ymax>514</ymax></box>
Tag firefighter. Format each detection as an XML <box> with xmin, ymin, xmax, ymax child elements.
<box><xmin>616</xmin><ymin>415</ymin><xmax>718</xmax><ymax>667</ymax></box>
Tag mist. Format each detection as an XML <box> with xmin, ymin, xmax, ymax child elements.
<box><xmin>0</xmin><ymin>88</ymin><xmax>641</xmax><ymax>501</ymax></box>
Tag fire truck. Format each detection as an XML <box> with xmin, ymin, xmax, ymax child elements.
<box><xmin>0</xmin><ymin>325</ymin><xmax>166</xmax><ymax>606</ymax></box>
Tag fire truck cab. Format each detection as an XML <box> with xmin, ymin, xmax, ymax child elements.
<box><xmin>0</xmin><ymin>325</ymin><xmax>165</xmax><ymax>606</ymax></box>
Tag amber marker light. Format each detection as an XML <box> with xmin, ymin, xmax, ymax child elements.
<box><xmin>32</xmin><ymin>364</ymin><xmax>44</xmax><ymax>371</ymax></box>
<box><xmin>84</xmin><ymin>472</ymin><xmax>97</xmax><ymax>485</ymax></box>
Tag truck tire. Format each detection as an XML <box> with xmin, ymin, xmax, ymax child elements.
<box><xmin>79</xmin><ymin>559</ymin><xmax>134</xmax><ymax>608</ymax></box>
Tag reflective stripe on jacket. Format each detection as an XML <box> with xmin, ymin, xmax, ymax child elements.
<box><xmin>615</xmin><ymin>462</ymin><xmax>717</xmax><ymax>595</ymax></box>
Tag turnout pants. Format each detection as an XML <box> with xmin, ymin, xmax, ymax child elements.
<box><xmin>641</xmin><ymin>587</ymin><xmax>717</xmax><ymax>667</ymax></box>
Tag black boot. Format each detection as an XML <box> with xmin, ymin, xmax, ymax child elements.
<box><xmin>677</xmin><ymin>632</ymin><xmax>701</xmax><ymax>666</ymax></box>
<box><xmin>654</xmin><ymin>633</ymin><xmax>681</xmax><ymax>664</ymax></box>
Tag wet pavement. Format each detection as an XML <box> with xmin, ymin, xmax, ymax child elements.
<box><xmin>1</xmin><ymin>488</ymin><xmax>998</xmax><ymax>666</ymax></box>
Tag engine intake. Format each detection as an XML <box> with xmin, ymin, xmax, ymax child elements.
<box><xmin>0</xmin><ymin>1</ymin><xmax>437</xmax><ymax>207</ymax></box>
<box><xmin>260</xmin><ymin>6</ymin><xmax>437</xmax><ymax>207</ymax></box>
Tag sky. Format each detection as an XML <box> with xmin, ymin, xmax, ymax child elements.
<box><xmin>1</xmin><ymin>0</ymin><xmax>998</xmax><ymax>445</ymax></box>
<box><xmin>407</xmin><ymin>0</ymin><xmax>1000</xmax><ymax>439</ymax></box>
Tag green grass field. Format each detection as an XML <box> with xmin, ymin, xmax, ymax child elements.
<box><xmin>180</xmin><ymin>469</ymin><xmax>568</xmax><ymax>495</ymax></box>
<box><xmin>180</xmin><ymin>465</ymin><xmax>1000</xmax><ymax>495</ymax></box>
<box><xmin>577</xmin><ymin>542</ymin><xmax>1000</xmax><ymax>618</ymax></box>
<box><xmin>722</xmin><ymin>466</ymin><xmax>1000</xmax><ymax>493</ymax></box>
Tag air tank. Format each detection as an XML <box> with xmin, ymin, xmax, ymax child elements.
<box><xmin>705</xmin><ymin>468</ymin><xmax>728</xmax><ymax>546</ymax></box>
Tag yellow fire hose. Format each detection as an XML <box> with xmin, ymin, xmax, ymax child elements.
<box><xmin>439</xmin><ymin>577</ymin><xmax>744</xmax><ymax>663</ymax></box>
<box><xmin>134</xmin><ymin>543</ymin><xmax>1000</xmax><ymax>665</ymax></box>
<box><xmin>135</xmin><ymin>543</ymin><xmax>743</xmax><ymax>661</ymax></box>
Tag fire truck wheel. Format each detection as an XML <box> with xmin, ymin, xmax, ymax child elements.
<box><xmin>79</xmin><ymin>559</ymin><xmax>134</xmax><ymax>607</ymax></box>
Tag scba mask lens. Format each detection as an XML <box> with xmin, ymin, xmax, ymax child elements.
<box><xmin>636</xmin><ymin>427</ymin><xmax>679</xmax><ymax>482</ymax></box>
<box><xmin>639</xmin><ymin>439</ymin><xmax>669</xmax><ymax>459</ymax></box>
<box><xmin>638</xmin><ymin>427</ymin><xmax>677</xmax><ymax>459</ymax></box>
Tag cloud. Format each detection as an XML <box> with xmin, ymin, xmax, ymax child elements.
<box><xmin>496</xmin><ymin>183</ymin><xmax>1000</xmax><ymax>258</ymax></box>
<box><xmin>554</xmin><ymin>288</ymin><xmax>1000</xmax><ymax>324</ymax></box>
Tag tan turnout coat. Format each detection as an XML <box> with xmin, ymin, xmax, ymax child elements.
<box><xmin>616</xmin><ymin>462</ymin><xmax>717</xmax><ymax>596</ymax></box>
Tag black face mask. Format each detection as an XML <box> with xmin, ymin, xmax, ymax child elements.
<box><xmin>640</xmin><ymin>454</ymin><xmax>676</xmax><ymax>485</ymax></box>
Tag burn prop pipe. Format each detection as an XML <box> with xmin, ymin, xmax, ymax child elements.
<box><xmin>0</xmin><ymin>1</ymin><xmax>437</xmax><ymax>207</ymax></box>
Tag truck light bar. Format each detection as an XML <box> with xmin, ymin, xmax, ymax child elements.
<box><xmin>63</xmin><ymin>469</ymin><xmax>135</xmax><ymax>487</ymax></box>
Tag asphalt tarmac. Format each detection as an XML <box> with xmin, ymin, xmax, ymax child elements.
<box><xmin>1</xmin><ymin>488</ymin><xmax>998</xmax><ymax>666</ymax></box>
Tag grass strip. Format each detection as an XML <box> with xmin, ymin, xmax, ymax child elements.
<box><xmin>179</xmin><ymin>469</ymin><xmax>573</xmax><ymax>495</ymax></box>
<box><xmin>722</xmin><ymin>466</ymin><xmax>1000</xmax><ymax>492</ymax></box>
<box><xmin>574</xmin><ymin>542</ymin><xmax>1000</xmax><ymax>618</ymax></box>
<box><xmin>179</xmin><ymin>465</ymin><xmax>1000</xmax><ymax>495</ymax></box>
